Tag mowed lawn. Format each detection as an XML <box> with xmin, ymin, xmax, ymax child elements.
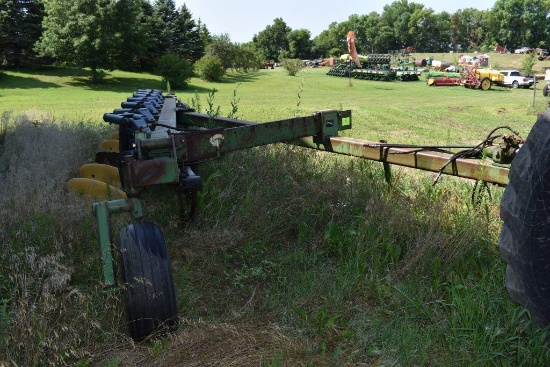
<box><xmin>1</xmin><ymin>63</ymin><xmax>547</xmax><ymax>147</ymax></box>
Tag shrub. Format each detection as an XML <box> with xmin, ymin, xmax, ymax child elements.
<box><xmin>156</xmin><ymin>53</ymin><xmax>193</xmax><ymax>89</ymax></box>
<box><xmin>521</xmin><ymin>52</ymin><xmax>536</xmax><ymax>76</ymax></box>
<box><xmin>194</xmin><ymin>55</ymin><xmax>225</xmax><ymax>82</ymax></box>
<box><xmin>282</xmin><ymin>58</ymin><xmax>304</xmax><ymax>76</ymax></box>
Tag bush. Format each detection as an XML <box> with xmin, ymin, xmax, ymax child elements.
<box><xmin>194</xmin><ymin>55</ymin><xmax>225</xmax><ymax>82</ymax></box>
<box><xmin>282</xmin><ymin>58</ymin><xmax>304</xmax><ymax>76</ymax></box>
<box><xmin>521</xmin><ymin>52</ymin><xmax>536</xmax><ymax>76</ymax></box>
<box><xmin>156</xmin><ymin>53</ymin><xmax>194</xmax><ymax>89</ymax></box>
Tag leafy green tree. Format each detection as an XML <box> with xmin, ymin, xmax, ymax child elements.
<box><xmin>0</xmin><ymin>0</ymin><xmax>44</xmax><ymax>68</ymax></box>
<box><xmin>252</xmin><ymin>18</ymin><xmax>291</xmax><ymax>62</ymax></box>
<box><xmin>409</xmin><ymin>8</ymin><xmax>451</xmax><ymax>52</ymax></box>
<box><xmin>233</xmin><ymin>43</ymin><xmax>262</xmax><ymax>71</ymax></box>
<box><xmin>205</xmin><ymin>33</ymin><xmax>236</xmax><ymax>70</ymax></box>
<box><xmin>36</xmin><ymin>0</ymin><xmax>122</xmax><ymax>81</ymax></box>
<box><xmin>379</xmin><ymin>0</ymin><xmax>425</xmax><ymax>50</ymax></box>
<box><xmin>287</xmin><ymin>29</ymin><xmax>312</xmax><ymax>59</ymax></box>
<box><xmin>488</xmin><ymin>0</ymin><xmax>550</xmax><ymax>50</ymax></box>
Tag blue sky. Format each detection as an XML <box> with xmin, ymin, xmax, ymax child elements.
<box><xmin>175</xmin><ymin>0</ymin><xmax>496</xmax><ymax>44</ymax></box>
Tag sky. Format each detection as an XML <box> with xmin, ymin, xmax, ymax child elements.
<box><xmin>176</xmin><ymin>0</ymin><xmax>496</xmax><ymax>44</ymax></box>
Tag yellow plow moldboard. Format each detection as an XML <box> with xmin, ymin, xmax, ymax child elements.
<box><xmin>67</xmin><ymin>177</ymin><xmax>126</xmax><ymax>200</ymax></box>
<box><xmin>99</xmin><ymin>139</ymin><xmax>120</xmax><ymax>153</ymax></box>
<box><xmin>79</xmin><ymin>163</ymin><xmax>122</xmax><ymax>188</ymax></box>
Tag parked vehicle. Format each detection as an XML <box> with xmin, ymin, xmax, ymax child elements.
<box><xmin>514</xmin><ymin>47</ymin><xmax>534</xmax><ymax>54</ymax></box>
<box><xmin>499</xmin><ymin>70</ymin><xmax>535</xmax><ymax>89</ymax></box>
<box><xmin>543</xmin><ymin>70</ymin><xmax>550</xmax><ymax>96</ymax></box>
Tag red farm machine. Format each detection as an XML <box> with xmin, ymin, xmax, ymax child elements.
<box><xmin>68</xmin><ymin>89</ymin><xmax>550</xmax><ymax>341</ymax></box>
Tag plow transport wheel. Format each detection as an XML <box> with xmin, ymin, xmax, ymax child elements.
<box><xmin>499</xmin><ymin>110</ymin><xmax>550</xmax><ymax>327</ymax></box>
<box><xmin>480</xmin><ymin>78</ymin><xmax>492</xmax><ymax>90</ymax></box>
<box><xmin>118</xmin><ymin>221</ymin><xmax>178</xmax><ymax>341</ymax></box>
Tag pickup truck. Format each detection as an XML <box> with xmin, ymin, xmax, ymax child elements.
<box><xmin>499</xmin><ymin>70</ymin><xmax>535</xmax><ymax>88</ymax></box>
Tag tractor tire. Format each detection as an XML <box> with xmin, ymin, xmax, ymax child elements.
<box><xmin>499</xmin><ymin>110</ymin><xmax>550</xmax><ymax>327</ymax></box>
<box><xmin>543</xmin><ymin>84</ymin><xmax>549</xmax><ymax>97</ymax></box>
<box><xmin>118</xmin><ymin>221</ymin><xmax>178</xmax><ymax>341</ymax></box>
<box><xmin>480</xmin><ymin>78</ymin><xmax>492</xmax><ymax>91</ymax></box>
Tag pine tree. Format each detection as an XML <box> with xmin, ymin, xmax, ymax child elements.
<box><xmin>0</xmin><ymin>0</ymin><xmax>44</xmax><ymax>68</ymax></box>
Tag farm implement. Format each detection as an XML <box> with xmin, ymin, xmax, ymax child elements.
<box><xmin>70</xmin><ymin>89</ymin><xmax>550</xmax><ymax>341</ymax></box>
<box><xmin>326</xmin><ymin>53</ymin><xmax>423</xmax><ymax>82</ymax></box>
<box><xmin>427</xmin><ymin>55</ymin><xmax>504</xmax><ymax>90</ymax></box>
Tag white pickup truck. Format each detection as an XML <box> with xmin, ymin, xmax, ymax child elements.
<box><xmin>499</xmin><ymin>70</ymin><xmax>535</xmax><ymax>89</ymax></box>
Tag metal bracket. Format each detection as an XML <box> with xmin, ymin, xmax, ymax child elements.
<box><xmin>92</xmin><ymin>198</ymin><xmax>143</xmax><ymax>287</ymax></box>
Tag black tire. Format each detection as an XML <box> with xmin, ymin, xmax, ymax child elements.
<box><xmin>543</xmin><ymin>84</ymin><xmax>549</xmax><ymax>97</ymax></box>
<box><xmin>118</xmin><ymin>221</ymin><xmax>178</xmax><ymax>341</ymax></box>
<box><xmin>512</xmin><ymin>80</ymin><xmax>519</xmax><ymax>89</ymax></box>
<box><xmin>499</xmin><ymin>111</ymin><xmax>550</xmax><ymax>327</ymax></box>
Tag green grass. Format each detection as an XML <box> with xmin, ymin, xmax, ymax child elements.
<box><xmin>1</xmin><ymin>63</ymin><xmax>550</xmax><ymax>366</ymax></box>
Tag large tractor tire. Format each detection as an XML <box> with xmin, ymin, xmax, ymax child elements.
<box><xmin>499</xmin><ymin>110</ymin><xmax>550</xmax><ymax>327</ymax></box>
<box><xmin>118</xmin><ymin>221</ymin><xmax>178</xmax><ymax>341</ymax></box>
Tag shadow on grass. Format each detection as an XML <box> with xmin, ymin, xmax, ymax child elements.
<box><xmin>67</xmin><ymin>75</ymin><xmax>166</xmax><ymax>93</ymax></box>
<box><xmin>0</xmin><ymin>73</ymin><xmax>61</xmax><ymax>89</ymax></box>
<box><xmin>221</xmin><ymin>71</ymin><xmax>261</xmax><ymax>84</ymax></box>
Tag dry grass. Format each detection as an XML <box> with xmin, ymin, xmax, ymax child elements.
<box><xmin>94</xmin><ymin>319</ymin><xmax>319</xmax><ymax>366</ymax></box>
<box><xmin>0</xmin><ymin>113</ymin><xmax>123</xmax><ymax>366</ymax></box>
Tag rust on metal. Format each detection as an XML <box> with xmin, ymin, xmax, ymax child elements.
<box><xmin>298</xmin><ymin>136</ymin><xmax>510</xmax><ymax>186</ymax></box>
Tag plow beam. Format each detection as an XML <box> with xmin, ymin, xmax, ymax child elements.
<box><xmin>298</xmin><ymin>136</ymin><xmax>510</xmax><ymax>186</ymax></box>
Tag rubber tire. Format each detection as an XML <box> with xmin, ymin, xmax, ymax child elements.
<box><xmin>499</xmin><ymin>110</ymin><xmax>550</xmax><ymax>327</ymax></box>
<box><xmin>543</xmin><ymin>84</ymin><xmax>549</xmax><ymax>97</ymax></box>
<box><xmin>512</xmin><ymin>80</ymin><xmax>519</xmax><ymax>89</ymax></box>
<box><xmin>118</xmin><ymin>221</ymin><xmax>178</xmax><ymax>341</ymax></box>
<box><xmin>480</xmin><ymin>78</ymin><xmax>492</xmax><ymax>91</ymax></box>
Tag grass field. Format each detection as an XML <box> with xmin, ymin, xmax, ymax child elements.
<box><xmin>1</xmin><ymin>59</ymin><xmax>550</xmax><ymax>366</ymax></box>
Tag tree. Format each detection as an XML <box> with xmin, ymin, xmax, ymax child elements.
<box><xmin>0</xmin><ymin>0</ymin><xmax>44</xmax><ymax>68</ymax></box>
<box><xmin>172</xmin><ymin>4</ymin><xmax>204</xmax><ymax>62</ymax></box>
<box><xmin>450</xmin><ymin>8</ymin><xmax>488</xmax><ymax>51</ymax></box>
<box><xmin>488</xmin><ymin>0</ymin><xmax>550</xmax><ymax>50</ymax></box>
<box><xmin>37</xmin><ymin>0</ymin><xmax>123</xmax><ymax>81</ymax></box>
<box><xmin>205</xmin><ymin>33</ymin><xmax>236</xmax><ymax>70</ymax></box>
<box><xmin>379</xmin><ymin>0</ymin><xmax>425</xmax><ymax>50</ymax></box>
<box><xmin>409</xmin><ymin>8</ymin><xmax>451</xmax><ymax>52</ymax></box>
<box><xmin>110</xmin><ymin>0</ymin><xmax>149</xmax><ymax>71</ymax></box>
<box><xmin>252</xmin><ymin>18</ymin><xmax>291</xmax><ymax>62</ymax></box>
<box><xmin>156</xmin><ymin>53</ymin><xmax>193</xmax><ymax>89</ymax></box>
<box><xmin>287</xmin><ymin>29</ymin><xmax>312</xmax><ymax>59</ymax></box>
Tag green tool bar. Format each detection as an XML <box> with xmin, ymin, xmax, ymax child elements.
<box><xmin>183</xmin><ymin>111</ymin><xmax>351</xmax><ymax>162</ymax></box>
<box><xmin>297</xmin><ymin>136</ymin><xmax>510</xmax><ymax>186</ymax></box>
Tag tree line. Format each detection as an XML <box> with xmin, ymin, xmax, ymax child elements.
<box><xmin>1</xmin><ymin>0</ymin><xmax>549</xmax><ymax>82</ymax></box>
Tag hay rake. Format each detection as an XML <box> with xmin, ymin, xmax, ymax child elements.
<box><xmin>69</xmin><ymin>89</ymin><xmax>526</xmax><ymax>341</ymax></box>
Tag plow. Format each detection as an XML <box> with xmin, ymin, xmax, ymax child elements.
<box><xmin>69</xmin><ymin>89</ymin><xmax>550</xmax><ymax>341</ymax></box>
